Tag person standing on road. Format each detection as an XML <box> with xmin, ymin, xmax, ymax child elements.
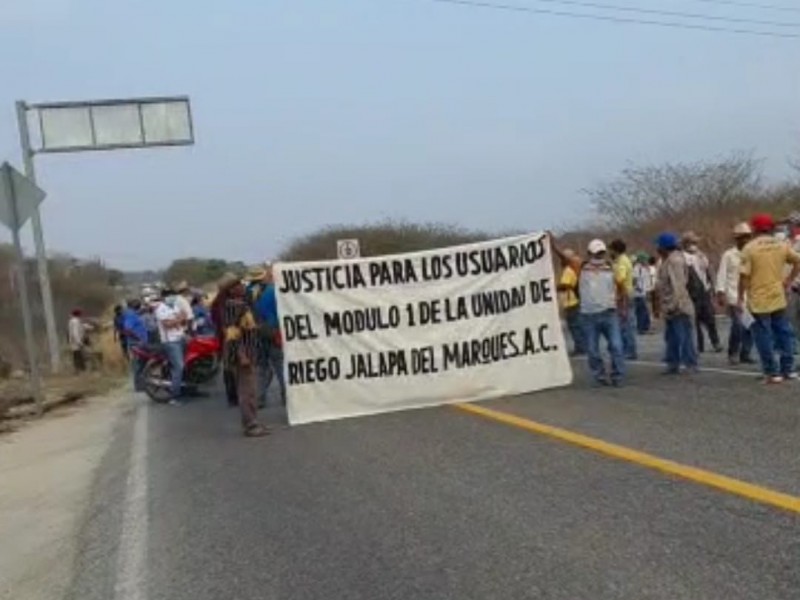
<box><xmin>174</xmin><ymin>282</ymin><xmax>195</xmax><ymax>335</ymax></box>
<box><xmin>609</xmin><ymin>239</ymin><xmax>637</xmax><ymax>360</ymax></box>
<box><xmin>253</xmin><ymin>264</ymin><xmax>287</xmax><ymax>407</ymax></box>
<box><xmin>632</xmin><ymin>252</ymin><xmax>653</xmax><ymax>334</ymax></box>
<box><xmin>682</xmin><ymin>232</ymin><xmax>723</xmax><ymax>354</ymax></box>
<box><xmin>716</xmin><ymin>223</ymin><xmax>754</xmax><ymax>366</ymax></box>
<box><xmin>245</xmin><ymin>265</ymin><xmax>274</xmax><ymax>408</ymax></box>
<box><xmin>655</xmin><ymin>233</ymin><xmax>698</xmax><ymax>374</ymax></box>
<box><xmin>739</xmin><ymin>213</ymin><xmax>800</xmax><ymax>384</ymax></box>
<box><xmin>67</xmin><ymin>309</ymin><xmax>90</xmax><ymax>373</ymax></box>
<box><xmin>578</xmin><ymin>239</ymin><xmax>627</xmax><ymax>386</ymax></box>
<box><xmin>122</xmin><ymin>299</ymin><xmax>149</xmax><ymax>392</ymax></box>
<box><xmin>221</xmin><ymin>277</ymin><xmax>269</xmax><ymax>437</ymax></box>
<box><xmin>211</xmin><ymin>274</ymin><xmax>239</xmax><ymax>407</ymax></box>
<box><xmin>113</xmin><ymin>305</ymin><xmax>128</xmax><ymax>361</ymax></box>
<box><xmin>155</xmin><ymin>288</ymin><xmax>188</xmax><ymax>405</ymax></box>
<box><xmin>555</xmin><ymin>248</ymin><xmax>585</xmax><ymax>356</ymax></box>
<box><xmin>648</xmin><ymin>256</ymin><xmax>660</xmax><ymax>319</ymax></box>
<box><xmin>191</xmin><ymin>296</ymin><xmax>215</xmax><ymax>336</ymax></box>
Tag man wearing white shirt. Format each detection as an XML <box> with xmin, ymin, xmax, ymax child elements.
<box><xmin>716</xmin><ymin>223</ymin><xmax>754</xmax><ymax>365</ymax></box>
<box><xmin>155</xmin><ymin>288</ymin><xmax>187</xmax><ymax>404</ymax></box>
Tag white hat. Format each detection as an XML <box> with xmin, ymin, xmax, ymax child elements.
<box><xmin>733</xmin><ymin>222</ymin><xmax>752</xmax><ymax>236</ymax></box>
<box><xmin>587</xmin><ymin>239</ymin><xmax>607</xmax><ymax>255</ymax></box>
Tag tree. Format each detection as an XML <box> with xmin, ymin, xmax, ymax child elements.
<box><xmin>583</xmin><ymin>153</ymin><xmax>763</xmax><ymax>231</ymax></box>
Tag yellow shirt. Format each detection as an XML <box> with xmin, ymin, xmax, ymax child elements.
<box><xmin>740</xmin><ymin>236</ymin><xmax>800</xmax><ymax>314</ymax></box>
<box><xmin>559</xmin><ymin>265</ymin><xmax>579</xmax><ymax>309</ymax></box>
<box><xmin>614</xmin><ymin>254</ymin><xmax>634</xmax><ymax>297</ymax></box>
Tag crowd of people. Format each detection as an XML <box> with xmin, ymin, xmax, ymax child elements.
<box><xmin>108</xmin><ymin>267</ymin><xmax>285</xmax><ymax>438</ymax></box>
<box><xmin>552</xmin><ymin>212</ymin><xmax>800</xmax><ymax>386</ymax></box>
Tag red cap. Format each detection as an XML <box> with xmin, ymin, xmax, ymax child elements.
<box><xmin>750</xmin><ymin>213</ymin><xmax>775</xmax><ymax>233</ymax></box>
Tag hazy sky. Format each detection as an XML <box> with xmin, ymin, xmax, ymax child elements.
<box><xmin>0</xmin><ymin>0</ymin><xmax>798</xmax><ymax>269</ymax></box>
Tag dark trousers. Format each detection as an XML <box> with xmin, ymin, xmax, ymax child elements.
<box><xmin>693</xmin><ymin>293</ymin><xmax>720</xmax><ymax>352</ymax></box>
<box><xmin>565</xmin><ymin>306</ymin><xmax>586</xmax><ymax>355</ymax></box>
<box><xmin>72</xmin><ymin>349</ymin><xmax>86</xmax><ymax>373</ymax></box>
<box><xmin>223</xmin><ymin>368</ymin><xmax>238</xmax><ymax>406</ymax></box>
<box><xmin>664</xmin><ymin>314</ymin><xmax>698</xmax><ymax>372</ymax></box>
<box><xmin>634</xmin><ymin>296</ymin><xmax>651</xmax><ymax>334</ymax></box>
<box><xmin>752</xmin><ymin>309</ymin><xmax>795</xmax><ymax>377</ymax></box>
<box><xmin>726</xmin><ymin>307</ymin><xmax>753</xmax><ymax>361</ymax></box>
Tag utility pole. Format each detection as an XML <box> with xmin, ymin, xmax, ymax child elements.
<box><xmin>15</xmin><ymin>100</ymin><xmax>61</xmax><ymax>374</ymax></box>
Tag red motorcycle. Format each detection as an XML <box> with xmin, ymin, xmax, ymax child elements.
<box><xmin>131</xmin><ymin>336</ymin><xmax>221</xmax><ymax>403</ymax></box>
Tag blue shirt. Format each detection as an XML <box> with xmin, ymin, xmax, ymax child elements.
<box><xmin>254</xmin><ymin>283</ymin><xmax>279</xmax><ymax>329</ymax></box>
<box><xmin>192</xmin><ymin>304</ymin><xmax>214</xmax><ymax>335</ymax></box>
<box><xmin>122</xmin><ymin>308</ymin><xmax>148</xmax><ymax>345</ymax></box>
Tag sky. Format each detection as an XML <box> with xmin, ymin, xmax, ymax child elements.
<box><xmin>0</xmin><ymin>0</ymin><xmax>798</xmax><ymax>270</ymax></box>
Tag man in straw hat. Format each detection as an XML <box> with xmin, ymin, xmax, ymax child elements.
<box><xmin>211</xmin><ymin>272</ymin><xmax>241</xmax><ymax>407</ymax></box>
<box><xmin>716</xmin><ymin>223</ymin><xmax>754</xmax><ymax>365</ymax></box>
<box><xmin>682</xmin><ymin>231</ymin><xmax>722</xmax><ymax>354</ymax></box>
<box><xmin>219</xmin><ymin>273</ymin><xmax>269</xmax><ymax>437</ymax></box>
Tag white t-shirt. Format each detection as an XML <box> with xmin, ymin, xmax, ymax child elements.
<box><xmin>155</xmin><ymin>302</ymin><xmax>186</xmax><ymax>343</ymax></box>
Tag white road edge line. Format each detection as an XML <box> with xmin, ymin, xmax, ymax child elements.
<box><xmin>113</xmin><ymin>399</ymin><xmax>149</xmax><ymax>600</ymax></box>
<box><xmin>629</xmin><ymin>360</ymin><xmax>759</xmax><ymax>378</ymax></box>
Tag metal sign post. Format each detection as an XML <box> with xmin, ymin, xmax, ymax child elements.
<box><xmin>15</xmin><ymin>95</ymin><xmax>195</xmax><ymax>373</ymax></box>
<box><xmin>0</xmin><ymin>162</ymin><xmax>46</xmax><ymax>414</ymax></box>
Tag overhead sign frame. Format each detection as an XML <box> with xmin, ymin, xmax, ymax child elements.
<box><xmin>27</xmin><ymin>96</ymin><xmax>194</xmax><ymax>154</ymax></box>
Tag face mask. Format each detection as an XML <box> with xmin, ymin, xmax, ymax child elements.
<box><xmin>686</xmin><ymin>244</ymin><xmax>698</xmax><ymax>253</ymax></box>
<box><xmin>164</xmin><ymin>296</ymin><xmax>177</xmax><ymax>308</ymax></box>
<box><xmin>775</xmin><ymin>231</ymin><xmax>787</xmax><ymax>242</ymax></box>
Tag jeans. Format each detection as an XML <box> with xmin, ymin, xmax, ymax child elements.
<box><xmin>664</xmin><ymin>314</ymin><xmax>698</xmax><ymax>372</ymax></box>
<box><xmin>634</xmin><ymin>296</ymin><xmax>651</xmax><ymax>334</ymax></box>
<box><xmin>267</xmin><ymin>345</ymin><xmax>287</xmax><ymax>406</ymax></box>
<box><xmin>619</xmin><ymin>307</ymin><xmax>637</xmax><ymax>359</ymax></box>
<box><xmin>581</xmin><ymin>309</ymin><xmax>625</xmax><ymax>383</ymax></box>
<box><xmin>129</xmin><ymin>344</ymin><xmax>146</xmax><ymax>392</ymax></box>
<box><xmin>726</xmin><ymin>307</ymin><xmax>753</xmax><ymax>361</ymax></box>
<box><xmin>162</xmin><ymin>341</ymin><xmax>185</xmax><ymax>398</ymax></box>
<box><xmin>565</xmin><ymin>306</ymin><xmax>586</xmax><ymax>354</ymax></box>
<box><xmin>751</xmin><ymin>309</ymin><xmax>795</xmax><ymax>377</ymax></box>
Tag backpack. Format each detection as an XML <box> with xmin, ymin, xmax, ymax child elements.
<box><xmin>686</xmin><ymin>264</ymin><xmax>706</xmax><ymax>303</ymax></box>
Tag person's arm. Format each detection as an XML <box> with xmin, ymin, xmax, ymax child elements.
<box><xmin>784</xmin><ymin>248</ymin><xmax>800</xmax><ymax>289</ymax></box>
<box><xmin>715</xmin><ymin>252</ymin><xmax>729</xmax><ymax>306</ymax></box>
<box><xmin>738</xmin><ymin>248</ymin><xmax>751</xmax><ymax>309</ymax></box>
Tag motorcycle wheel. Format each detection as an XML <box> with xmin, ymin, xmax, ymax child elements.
<box><xmin>143</xmin><ymin>359</ymin><xmax>174</xmax><ymax>404</ymax></box>
<box><xmin>186</xmin><ymin>355</ymin><xmax>219</xmax><ymax>385</ymax></box>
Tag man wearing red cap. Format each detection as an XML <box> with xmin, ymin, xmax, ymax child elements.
<box><xmin>739</xmin><ymin>214</ymin><xmax>800</xmax><ymax>383</ymax></box>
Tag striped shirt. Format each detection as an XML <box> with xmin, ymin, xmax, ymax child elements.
<box><xmin>222</xmin><ymin>297</ymin><xmax>262</xmax><ymax>368</ymax></box>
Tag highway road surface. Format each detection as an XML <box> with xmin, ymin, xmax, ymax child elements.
<box><xmin>60</xmin><ymin>334</ymin><xmax>799</xmax><ymax>600</ymax></box>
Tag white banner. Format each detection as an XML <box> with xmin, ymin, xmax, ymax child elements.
<box><xmin>275</xmin><ymin>232</ymin><xmax>573</xmax><ymax>425</ymax></box>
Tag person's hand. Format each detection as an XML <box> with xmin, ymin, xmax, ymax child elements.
<box><xmin>715</xmin><ymin>291</ymin><xmax>726</xmax><ymax>307</ymax></box>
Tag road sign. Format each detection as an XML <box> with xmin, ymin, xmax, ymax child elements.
<box><xmin>337</xmin><ymin>239</ymin><xmax>361</xmax><ymax>260</ymax></box>
<box><xmin>0</xmin><ymin>163</ymin><xmax>45</xmax><ymax>232</ymax></box>
<box><xmin>0</xmin><ymin>163</ymin><xmax>44</xmax><ymax>413</ymax></box>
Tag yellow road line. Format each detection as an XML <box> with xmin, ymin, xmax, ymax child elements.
<box><xmin>453</xmin><ymin>402</ymin><xmax>800</xmax><ymax>515</ymax></box>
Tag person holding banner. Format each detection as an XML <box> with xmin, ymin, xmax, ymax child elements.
<box><xmin>221</xmin><ymin>276</ymin><xmax>269</xmax><ymax>437</ymax></box>
<box><xmin>556</xmin><ymin>248</ymin><xmax>586</xmax><ymax>356</ymax></box>
<box><xmin>578</xmin><ymin>239</ymin><xmax>627</xmax><ymax>386</ymax></box>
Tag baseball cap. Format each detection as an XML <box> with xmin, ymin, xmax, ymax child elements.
<box><xmin>587</xmin><ymin>239</ymin><xmax>607</xmax><ymax>255</ymax></box>
<box><xmin>750</xmin><ymin>213</ymin><xmax>775</xmax><ymax>233</ymax></box>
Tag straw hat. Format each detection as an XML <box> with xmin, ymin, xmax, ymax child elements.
<box><xmin>217</xmin><ymin>272</ymin><xmax>240</xmax><ymax>292</ymax></box>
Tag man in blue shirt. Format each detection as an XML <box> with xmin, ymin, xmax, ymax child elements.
<box><xmin>252</xmin><ymin>264</ymin><xmax>286</xmax><ymax>407</ymax></box>
<box><xmin>122</xmin><ymin>299</ymin><xmax>149</xmax><ymax>392</ymax></box>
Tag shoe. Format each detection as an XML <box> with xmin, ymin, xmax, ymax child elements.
<box><xmin>594</xmin><ymin>377</ymin><xmax>610</xmax><ymax>386</ymax></box>
<box><xmin>728</xmin><ymin>356</ymin><xmax>740</xmax><ymax>366</ymax></box>
<box><xmin>244</xmin><ymin>425</ymin><xmax>270</xmax><ymax>438</ymax></box>
<box><xmin>168</xmin><ymin>399</ymin><xmax>184</xmax><ymax>406</ymax></box>
<box><xmin>713</xmin><ymin>346</ymin><xmax>724</xmax><ymax>353</ymax></box>
<box><xmin>740</xmin><ymin>357</ymin><xmax>756</xmax><ymax>365</ymax></box>
<box><xmin>763</xmin><ymin>375</ymin><xmax>784</xmax><ymax>384</ymax></box>
<box><xmin>782</xmin><ymin>372</ymin><xmax>799</xmax><ymax>381</ymax></box>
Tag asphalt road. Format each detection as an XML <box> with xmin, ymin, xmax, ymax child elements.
<box><xmin>63</xmin><ymin>330</ymin><xmax>800</xmax><ymax>600</ymax></box>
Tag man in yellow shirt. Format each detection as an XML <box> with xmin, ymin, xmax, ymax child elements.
<box><xmin>739</xmin><ymin>213</ymin><xmax>800</xmax><ymax>383</ymax></box>
<box><xmin>556</xmin><ymin>248</ymin><xmax>586</xmax><ymax>356</ymax></box>
<box><xmin>610</xmin><ymin>239</ymin><xmax>637</xmax><ymax>360</ymax></box>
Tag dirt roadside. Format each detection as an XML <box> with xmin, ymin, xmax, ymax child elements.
<box><xmin>0</xmin><ymin>389</ymin><xmax>132</xmax><ymax>600</ymax></box>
